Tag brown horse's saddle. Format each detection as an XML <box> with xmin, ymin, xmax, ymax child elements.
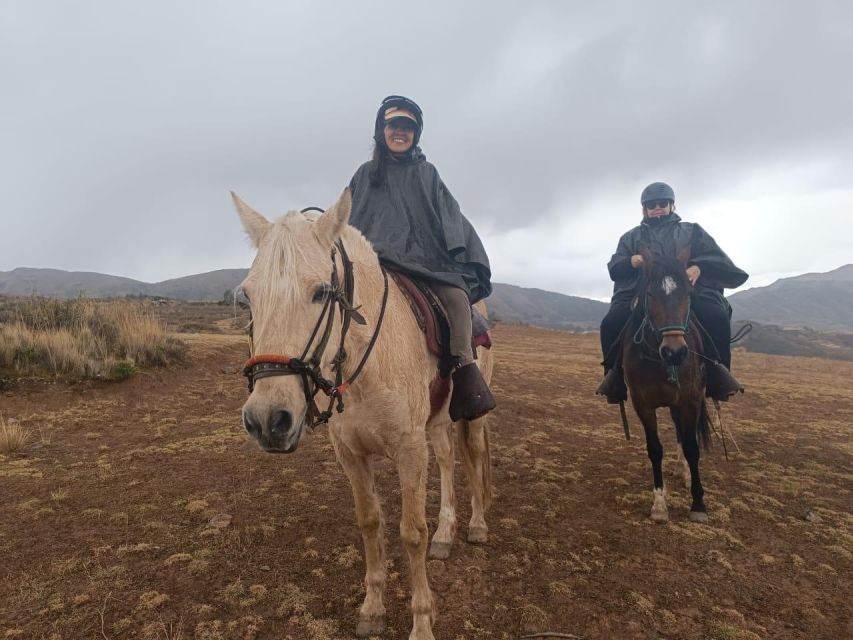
<box><xmin>388</xmin><ymin>270</ymin><xmax>492</xmax><ymax>377</ymax></box>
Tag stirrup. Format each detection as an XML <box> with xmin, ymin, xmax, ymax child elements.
<box><xmin>596</xmin><ymin>368</ymin><xmax>627</xmax><ymax>404</ymax></box>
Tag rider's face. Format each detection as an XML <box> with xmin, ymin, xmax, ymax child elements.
<box><xmin>383</xmin><ymin>119</ymin><xmax>415</xmax><ymax>153</ymax></box>
<box><xmin>644</xmin><ymin>200</ymin><xmax>672</xmax><ymax>218</ymax></box>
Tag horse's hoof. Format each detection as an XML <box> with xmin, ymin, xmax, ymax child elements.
<box><xmin>467</xmin><ymin>526</ymin><xmax>488</xmax><ymax>544</ymax></box>
<box><xmin>428</xmin><ymin>541</ymin><xmax>452</xmax><ymax>559</ymax></box>
<box><xmin>356</xmin><ymin>616</ymin><xmax>385</xmax><ymax>637</ymax></box>
<box><xmin>650</xmin><ymin>510</ymin><xmax>669</xmax><ymax>524</ymax></box>
<box><xmin>689</xmin><ymin>510</ymin><xmax>708</xmax><ymax>523</ymax></box>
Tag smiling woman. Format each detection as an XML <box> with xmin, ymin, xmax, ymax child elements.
<box><xmin>348</xmin><ymin>95</ymin><xmax>496</xmax><ymax>422</ymax></box>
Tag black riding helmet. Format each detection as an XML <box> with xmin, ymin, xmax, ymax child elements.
<box><xmin>641</xmin><ymin>182</ymin><xmax>675</xmax><ymax>205</ymax></box>
<box><xmin>374</xmin><ymin>95</ymin><xmax>424</xmax><ymax>148</ymax></box>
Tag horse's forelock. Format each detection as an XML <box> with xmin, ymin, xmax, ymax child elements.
<box><xmin>250</xmin><ymin>213</ymin><xmax>327</xmax><ymax>315</ymax></box>
<box><xmin>647</xmin><ymin>254</ymin><xmax>690</xmax><ymax>290</ymax></box>
<box><xmin>248</xmin><ymin>211</ymin><xmax>377</xmax><ymax>323</ymax></box>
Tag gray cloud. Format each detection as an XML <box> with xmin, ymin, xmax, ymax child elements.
<box><xmin>2</xmin><ymin>1</ymin><xmax>851</xmax><ymax>296</ymax></box>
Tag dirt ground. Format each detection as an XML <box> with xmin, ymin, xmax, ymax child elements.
<box><xmin>1</xmin><ymin>320</ymin><xmax>851</xmax><ymax>639</ymax></box>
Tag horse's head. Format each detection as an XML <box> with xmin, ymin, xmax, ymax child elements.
<box><xmin>639</xmin><ymin>246</ymin><xmax>693</xmax><ymax>366</ymax></box>
<box><xmin>232</xmin><ymin>189</ymin><xmax>352</xmax><ymax>453</ymax></box>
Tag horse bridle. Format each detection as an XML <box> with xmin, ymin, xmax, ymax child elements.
<box><xmin>632</xmin><ymin>280</ymin><xmax>693</xmax><ymax>385</ymax></box>
<box><xmin>242</xmin><ymin>208</ymin><xmax>389</xmax><ymax>427</ymax></box>
<box><xmin>633</xmin><ymin>285</ymin><xmax>692</xmax><ymax>345</ymax></box>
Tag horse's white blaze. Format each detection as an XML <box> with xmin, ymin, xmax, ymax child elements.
<box><xmin>662</xmin><ymin>276</ymin><xmax>678</xmax><ymax>296</ymax></box>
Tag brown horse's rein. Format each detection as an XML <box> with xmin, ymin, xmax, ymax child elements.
<box><xmin>242</xmin><ymin>218</ymin><xmax>389</xmax><ymax>427</ymax></box>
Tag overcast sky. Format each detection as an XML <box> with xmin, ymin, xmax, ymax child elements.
<box><xmin>2</xmin><ymin>1</ymin><xmax>852</xmax><ymax>300</ymax></box>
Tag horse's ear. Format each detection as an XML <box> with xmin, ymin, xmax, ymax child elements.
<box><xmin>676</xmin><ymin>245</ymin><xmax>691</xmax><ymax>266</ymax></box>
<box><xmin>231</xmin><ymin>192</ymin><xmax>270</xmax><ymax>248</ymax></box>
<box><xmin>315</xmin><ymin>188</ymin><xmax>352</xmax><ymax>246</ymax></box>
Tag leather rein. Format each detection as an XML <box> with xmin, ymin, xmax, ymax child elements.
<box><xmin>242</xmin><ymin>209</ymin><xmax>389</xmax><ymax>427</ymax></box>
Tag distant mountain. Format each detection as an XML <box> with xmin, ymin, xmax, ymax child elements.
<box><xmin>488</xmin><ymin>283</ymin><xmax>607</xmax><ymax>330</ymax></box>
<box><xmin>4</xmin><ymin>264</ymin><xmax>851</xmax><ymax>333</ymax></box>
<box><xmin>0</xmin><ymin>267</ymin><xmax>608</xmax><ymax>328</ymax></box>
<box><xmin>730</xmin><ymin>264</ymin><xmax>853</xmax><ymax>332</ymax></box>
<box><xmin>149</xmin><ymin>269</ymin><xmax>249</xmax><ymax>301</ymax></box>
<box><xmin>0</xmin><ymin>267</ymin><xmax>247</xmax><ymax>302</ymax></box>
<box><xmin>0</xmin><ymin>267</ymin><xmax>151</xmax><ymax>298</ymax></box>
<box><xmin>734</xmin><ymin>321</ymin><xmax>853</xmax><ymax>361</ymax></box>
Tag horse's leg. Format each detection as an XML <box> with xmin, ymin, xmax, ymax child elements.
<box><xmin>670</xmin><ymin>408</ymin><xmax>692</xmax><ymax>488</ymax></box>
<box><xmin>676</xmin><ymin>402</ymin><xmax>708</xmax><ymax>522</ymax></box>
<box><xmin>397</xmin><ymin>439</ymin><xmax>436</xmax><ymax>640</ymax></box>
<box><xmin>427</xmin><ymin>419</ymin><xmax>456</xmax><ymax>560</ymax></box>
<box><xmin>458</xmin><ymin>415</ymin><xmax>491</xmax><ymax>543</ymax></box>
<box><xmin>635</xmin><ymin>403</ymin><xmax>668</xmax><ymax>523</ymax></box>
<box><xmin>335</xmin><ymin>445</ymin><xmax>387</xmax><ymax>637</ymax></box>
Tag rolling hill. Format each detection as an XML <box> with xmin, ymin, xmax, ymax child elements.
<box><xmin>4</xmin><ymin>263</ymin><xmax>851</xmax><ymax>333</ymax></box>
<box><xmin>729</xmin><ymin>264</ymin><xmax>853</xmax><ymax>332</ymax></box>
<box><xmin>0</xmin><ymin>267</ymin><xmax>609</xmax><ymax>329</ymax></box>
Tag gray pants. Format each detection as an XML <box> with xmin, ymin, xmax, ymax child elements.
<box><xmin>431</xmin><ymin>284</ymin><xmax>474</xmax><ymax>366</ymax></box>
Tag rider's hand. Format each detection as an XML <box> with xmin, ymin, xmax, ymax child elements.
<box><xmin>686</xmin><ymin>265</ymin><xmax>701</xmax><ymax>285</ymax></box>
<box><xmin>631</xmin><ymin>254</ymin><xmax>645</xmax><ymax>269</ymax></box>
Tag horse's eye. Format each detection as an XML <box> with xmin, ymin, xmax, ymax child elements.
<box><xmin>312</xmin><ymin>285</ymin><xmax>331</xmax><ymax>303</ymax></box>
<box><xmin>235</xmin><ymin>287</ymin><xmax>250</xmax><ymax>308</ymax></box>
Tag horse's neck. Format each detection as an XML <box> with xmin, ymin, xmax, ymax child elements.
<box><xmin>337</xmin><ymin>224</ymin><xmax>432</xmax><ymax>379</ymax></box>
<box><xmin>339</xmin><ymin>225</ymin><xmax>384</xmax><ymax>294</ymax></box>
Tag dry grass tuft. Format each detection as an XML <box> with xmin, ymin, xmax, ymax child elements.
<box><xmin>0</xmin><ymin>296</ymin><xmax>186</xmax><ymax>379</ymax></box>
<box><xmin>0</xmin><ymin>416</ymin><xmax>29</xmax><ymax>454</ymax></box>
<box><xmin>519</xmin><ymin>603</ymin><xmax>550</xmax><ymax>633</ymax></box>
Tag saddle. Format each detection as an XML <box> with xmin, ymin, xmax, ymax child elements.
<box><xmin>389</xmin><ymin>270</ymin><xmax>492</xmax><ymax>369</ymax></box>
<box><xmin>388</xmin><ymin>269</ymin><xmax>493</xmax><ymax>418</ymax></box>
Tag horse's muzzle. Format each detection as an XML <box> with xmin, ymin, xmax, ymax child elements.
<box><xmin>243</xmin><ymin>407</ymin><xmax>302</xmax><ymax>453</ymax></box>
<box><xmin>660</xmin><ymin>343</ymin><xmax>688</xmax><ymax>366</ymax></box>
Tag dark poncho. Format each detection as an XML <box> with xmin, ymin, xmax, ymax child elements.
<box><xmin>607</xmin><ymin>213</ymin><xmax>749</xmax><ymax>309</ymax></box>
<box><xmin>348</xmin><ymin>149</ymin><xmax>492</xmax><ymax>304</ymax></box>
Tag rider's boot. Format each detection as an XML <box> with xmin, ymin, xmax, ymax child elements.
<box><xmin>706</xmin><ymin>362</ymin><xmax>744</xmax><ymax>401</ymax></box>
<box><xmin>596</xmin><ymin>366</ymin><xmax>627</xmax><ymax>404</ymax></box>
<box><xmin>449</xmin><ymin>362</ymin><xmax>496</xmax><ymax>422</ymax></box>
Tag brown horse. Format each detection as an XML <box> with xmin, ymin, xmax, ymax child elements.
<box><xmin>622</xmin><ymin>248</ymin><xmax>711</xmax><ymax>523</ymax></box>
<box><xmin>232</xmin><ymin>189</ymin><xmax>493</xmax><ymax>640</ymax></box>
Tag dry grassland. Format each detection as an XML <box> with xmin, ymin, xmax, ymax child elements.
<box><xmin>0</xmin><ymin>297</ymin><xmax>185</xmax><ymax>380</ymax></box>
<box><xmin>0</xmin><ymin>321</ymin><xmax>850</xmax><ymax>639</ymax></box>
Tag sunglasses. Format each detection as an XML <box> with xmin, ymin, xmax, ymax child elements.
<box><xmin>645</xmin><ymin>200</ymin><xmax>671</xmax><ymax>210</ymax></box>
<box><xmin>385</xmin><ymin>119</ymin><xmax>416</xmax><ymax>132</ymax></box>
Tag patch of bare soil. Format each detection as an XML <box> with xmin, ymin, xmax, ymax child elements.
<box><xmin>1</xmin><ymin>324</ymin><xmax>850</xmax><ymax>639</ymax></box>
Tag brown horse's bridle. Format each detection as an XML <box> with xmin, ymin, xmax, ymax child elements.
<box><xmin>242</xmin><ymin>224</ymin><xmax>389</xmax><ymax>427</ymax></box>
<box><xmin>635</xmin><ymin>291</ymin><xmax>693</xmax><ymax>340</ymax></box>
<box><xmin>632</xmin><ymin>277</ymin><xmax>694</xmax><ymax>386</ymax></box>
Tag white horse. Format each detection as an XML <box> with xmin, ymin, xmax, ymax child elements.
<box><xmin>233</xmin><ymin>188</ymin><xmax>493</xmax><ymax>640</ymax></box>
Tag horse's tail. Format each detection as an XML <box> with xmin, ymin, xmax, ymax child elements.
<box><xmin>698</xmin><ymin>399</ymin><xmax>712</xmax><ymax>451</ymax></box>
<box><xmin>457</xmin><ymin>416</ymin><xmax>492</xmax><ymax>511</ymax></box>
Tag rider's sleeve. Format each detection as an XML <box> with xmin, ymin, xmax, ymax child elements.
<box><xmin>607</xmin><ymin>233</ymin><xmax>635</xmax><ymax>282</ymax></box>
<box><xmin>689</xmin><ymin>224</ymin><xmax>749</xmax><ymax>290</ymax></box>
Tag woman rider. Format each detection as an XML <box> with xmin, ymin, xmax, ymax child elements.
<box><xmin>347</xmin><ymin>95</ymin><xmax>496</xmax><ymax>422</ymax></box>
<box><xmin>596</xmin><ymin>182</ymin><xmax>749</xmax><ymax>403</ymax></box>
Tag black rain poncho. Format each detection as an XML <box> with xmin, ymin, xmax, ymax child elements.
<box><xmin>607</xmin><ymin>213</ymin><xmax>748</xmax><ymax>309</ymax></box>
<box><xmin>348</xmin><ymin>149</ymin><xmax>492</xmax><ymax>304</ymax></box>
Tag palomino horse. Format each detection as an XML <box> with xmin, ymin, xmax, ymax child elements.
<box><xmin>622</xmin><ymin>248</ymin><xmax>711</xmax><ymax>524</ymax></box>
<box><xmin>232</xmin><ymin>189</ymin><xmax>493</xmax><ymax>640</ymax></box>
